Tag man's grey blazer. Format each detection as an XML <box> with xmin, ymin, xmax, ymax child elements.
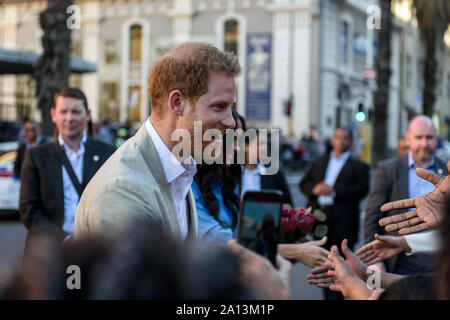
<box><xmin>74</xmin><ymin>125</ymin><xmax>198</xmax><ymax>241</ymax></box>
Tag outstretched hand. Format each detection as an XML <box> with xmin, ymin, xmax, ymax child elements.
<box><xmin>379</xmin><ymin>163</ymin><xmax>449</xmax><ymax>235</ymax></box>
<box><xmin>356</xmin><ymin>234</ymin><xmax>408</xmax><ymax>265</ymax></box>
<box><xmin>307</xmin><ymin>239</ymin><xmax>368</xmax><ymax>289</ymax></box>
<box><xmin>278</xmin><ymin>236</ymin><xmax>329</xmax><ymax>268</ymax></box>
<box><xmin>324</xmin><ymin>240</ymin><xmax>372</xmax><ymax>299</ymax></box>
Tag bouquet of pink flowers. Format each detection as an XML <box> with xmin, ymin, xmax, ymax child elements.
<box><xmin>280</xmin><ymin>204</ymin><xmax>328</xmax><ymax>243</ymax></box>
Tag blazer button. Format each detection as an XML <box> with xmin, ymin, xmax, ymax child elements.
<box><xmin>93</xmin><ymin>155</ymin><xmax>100</xmax><ymax>162</ymax></box>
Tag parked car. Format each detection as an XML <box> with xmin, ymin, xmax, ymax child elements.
<box><xmin>0</xmin><ymin>141</ymin><xmax>20</xmax><ymax>218</ymax></box>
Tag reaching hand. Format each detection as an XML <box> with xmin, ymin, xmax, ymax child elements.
<box><xmin>356</xmin><ymin>234</ymin><xmax>408</xmax><ymax>265</ymax></box>
<box><xmin>379</xmin><ymin>163</ymin><xmax>449</xmax><ymax>235</ymax></box>
<box><xmin>306</xmin><ymin>265</ymin><xmax>335</xmax><ymax>289</ymax></box>
<box><xmin>306</xmin><ymin>239</ymin><xmax>368</xmax><ymax>288</ymax></box>
<box><xmin>278</xmin><ymin>236</ymin><xmax>329</xmax><ymax>268</ymax></box>
<box><xmin>325</xmin><ymin>242</ymin><xmax>372</xmax><ymax>299</ymax></box>
<box><xmin>339</xmin><ymin>239</ymin><xmax>368</xmax><ymax>280</ymax></box>
<box><xmin>227</xmin><ymin>239</ymin><xmax>292</xmax><ymax>300</ymax></box>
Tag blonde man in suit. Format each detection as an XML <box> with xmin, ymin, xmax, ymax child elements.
<box><xmin>74</xmin><ymin>43</ymin><xmax>240</xmax><ymax>241</ymax></box>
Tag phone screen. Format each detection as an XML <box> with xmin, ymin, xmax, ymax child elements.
<box><xmin>238</xmin><ymin>195</ymin><xmax>282</xmax><ymax>266</ymax></box>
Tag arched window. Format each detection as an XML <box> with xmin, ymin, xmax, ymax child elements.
<box><xmin>130</xmin><ymin>25</ymin><xmax>142</xmax><ymax>61</ymax></box>
<box><xmin>129</xmin><ymin>24</ymin><xmax>143</xmax><ymax>121</ymax></box>
<box><xmin>224</xmin><ymin>19</ymin><xmax>239</xmax><ymax>56</ymax></box>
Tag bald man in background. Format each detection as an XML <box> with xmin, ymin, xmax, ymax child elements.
<box><xmin>364</xmin><ymin>115</ymin><xmax>447</xmax><ymax>275</ymax></box>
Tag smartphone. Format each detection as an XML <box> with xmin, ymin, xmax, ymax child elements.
<box><xmin>237</xmin><ymin>190</ymin><xmax>284</xmax><ymax>267</ymax></box>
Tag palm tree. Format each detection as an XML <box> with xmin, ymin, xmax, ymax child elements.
<box><xmin>412</xmin><ymin>0</ymin><xmax>450</xmax><ymax>116</ymax></box>
<box><xmin>34</xmin><ymin>0</ymin><xmax>73</xmax><ymax>136</ymax></box>
<box><xmin>373</xmin><ymin>0</ymin><xmax>393</xmax><ymax>166</ymax></box>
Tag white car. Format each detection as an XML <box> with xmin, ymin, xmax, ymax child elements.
<box><xmin>0</xmin><ymin>141</ymin><xmax>20</xmax><ymax>218</ymax></box>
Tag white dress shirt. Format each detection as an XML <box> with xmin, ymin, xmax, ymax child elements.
<box><xmin>404</xmin><ymin>230</ymin><xmax>439</xmax><ymax>255</ymax></box>
<box><xmin>241</xmin><ymin>163</ymin><xmax>266</xmax><ymax>199</ymax></box>
<box><xmin>318</xmin><ymin>151</ymin><xmax>351</xmax><ymax>205</ymax></box>
<box><xmin>145</xmin><ymin>119</ymin><xmax>197</xmax><ymax>239</ymax></box>
<box><xmin>59</xmin><ymin>132</ymin><xmax>87</xmax><ymax>236</ymax></box>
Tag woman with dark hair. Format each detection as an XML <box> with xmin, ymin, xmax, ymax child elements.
<box><xmin>192</xmin><ymin>110</ymin><xmax>244</xmax><ymax>243</ymax></box>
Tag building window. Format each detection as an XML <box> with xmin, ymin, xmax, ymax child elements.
<box><xmin>341</xmin><ymin>21</ymin><xmax>349</xmax><ymax>67</ymax></box>
<box><xmin>105</xmin><ymin>40</ymin><xmax>117</xmax><ymax>64</ymax></box>
<box><xmin>100</xmin><ymin>82</ymin><xmax>119</xmax><ymax>121</ymax></box>
<box><xmin>224</xmin><ymin>19</ymin><xmax>238</xmax><ymax>56</ymax></box>
<box><xmin>72</xmin><ymin>41</ymin><xmax>82</xmax><ymax>58</ymax></box>
<box><xmin>130</xmin><ymin>25</ymin><xmax>142</xmax><ymax>61</ymax></box>
<box><xmin>128</xmin><ymin>24</ymin><xmax>142</xmax><ymax>122</ymax></box>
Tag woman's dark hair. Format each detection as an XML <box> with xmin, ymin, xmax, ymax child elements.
<box><xmin>194</xmin><ymin>110</ymin><xmax>243</xmax><ymax>230</ymax></box>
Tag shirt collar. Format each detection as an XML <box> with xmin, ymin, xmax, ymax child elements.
<box><xmin>145</xmin><ymin>118</ymin><xmax>196</xmax><ymax>184</ymax></box>
<box><xmin>408</xmin><ymin>151</ymin><xmax>434</xmax><ymax>169</ymax></box>
<box><xmin>243</xmin><ymin>163</ymin><xmax>266</xmax><ymax>175</ymax></box>
<box><xmin>25</xmin><ymin>136</ymin><xmax>42</xmax><ymax>149</ymax></box>
<box><xmin>330</xmin><ymin>150</ymin><xmax>351</xmax><ymax>161</ymax></box>
<box><xmin>58</xmin><ymin>132</ymin><xmax>87</xmax><ymax>152</ymax></box>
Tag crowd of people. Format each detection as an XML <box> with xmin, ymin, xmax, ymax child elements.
<box><xmin>2</xmin><ymin>41</ymin><xmax>449</xmax><ymax>300</ymax></box>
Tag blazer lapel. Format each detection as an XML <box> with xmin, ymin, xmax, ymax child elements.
<box><xmin>434</xmin><ymin>157</ymin><xmax>448</xmax><ymax>176</ymax></box>
<box><xmin>260</xmin><ymin>174</ymin><xmax>270</xmax><ymax>189</ymax></box>
<box><xmin>334</xmin><ymin>157</ymin><xmax>351</xmax><ymax>185</ymax></box>
<box><xmin>134</xmin><ymin>125</ymin><xmax>181</xmax><ymax>238</ymax></box>
<box><xmin>318</xmin><ymin>155</ymin><xmax>330</xmax><ymax>181</ymax></box>
<box><xmin>82</xmin><ymin>138</ymin><xmax>98</xmax><ymax>188</ymax></box>
<box><xmin>186</xmin><ymin>189</ymin><xmax>198</xmax><ymax>239</ymax></box>
<box><xmin>44</xmin><ymin>145</ymin><xmax>64</xmax><ymax>215</ymax></box>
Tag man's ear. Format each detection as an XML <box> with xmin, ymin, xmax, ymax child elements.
<box><xmin>404</xmin><ymin>133</ymin><xmax>411</xmax><ymax>147</ymax></box>
<box><xmin>168</xmin><ymin>90</ymin><xmax>185</xmax><ymax>116</ymax></box>
<box><xmin>50</xmin><ymin>107</ymin><xmax>56</xmax><ymax>123</ymax></box>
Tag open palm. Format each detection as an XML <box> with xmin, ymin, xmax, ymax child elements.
<box><xmin>356</xmin><ymin>234</ymin><xmax>405</xmax><ymax>265</ymax></box>
<box><xmin>379</xmin><ymin>164</ymin><xmax>449</xmax><ymax>235</ymax></box>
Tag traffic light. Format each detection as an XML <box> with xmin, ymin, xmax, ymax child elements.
<box><xmin>284</xmin><ymin>99</ymin><xmax>292</xmax><ymax>117</ymax></box>
<box><xmin>355</xmin><ymin>103</ymin><xmax>366</xmax><ymax>122</ymax></box>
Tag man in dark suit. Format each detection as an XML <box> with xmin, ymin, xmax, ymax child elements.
<box><xmin>300</xmin><ymin>127</ymin><xmax>369</xmax><ymax>300</ymax></box>
<box><xmin>19</xmin><ymin>88</ymin><xmax>115</xmax><ymax>251</ymax></box>
<box><xmin>364</xmin><ymin>115</ymin><xmax>447</xmax><ymax>275</ymax></box>
<box><xmin>14</xmin><ymin>120</ymin><xmax>47</xmax><ymax>178</ymax></box>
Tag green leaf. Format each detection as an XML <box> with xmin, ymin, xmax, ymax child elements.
<box><xmin>313</xmin><ymin>209</ymin><xmax>327</xmax><ymax>222</ymax></box>
<box><xmin>314</xmin><ymin>224</ymin><xmax>328</xmax><ymax>238</ymax></box>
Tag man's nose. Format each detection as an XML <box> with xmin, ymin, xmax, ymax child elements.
<box><xmin>65</xmin><ymin>112</ymin><xmax>73</xmax><ymax>121</ymax></box>
<box><xmin>222</xmin><ymin>109</ymin><xmax>236</xmax><ymax>129</ymax></box>
<box><xmin>420</xmin><ymin>138</ymin><xmax>428</xmax><ymax>148</ymax></box>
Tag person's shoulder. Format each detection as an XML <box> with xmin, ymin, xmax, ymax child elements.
<box><xmin>310</xmin><ymin>154</ymin><xmax>329</xmax><ymax>167</ymax></box>
<box><xmin>28</xmin><ymin>140</ymin><xmax>55</xmax><ymax>156</ymax></box>
<box><xmin>349</xmin><ymin>157</ymin><xmax>370</xmax><ymax>169</ymax></box>
<box><xmin>377</xmin><ymin>155</ymin><xmax>404</xmax><ymax>169</ymax></box>
<box><xmin>434</xmin><ymin>155</ymin><xmax>448</xmax><ymax>174</ymax></box>
<box><xmin>88</xmin><ymin>137</ymin><xmax>116</xmax><ymax>153</ymax></box>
